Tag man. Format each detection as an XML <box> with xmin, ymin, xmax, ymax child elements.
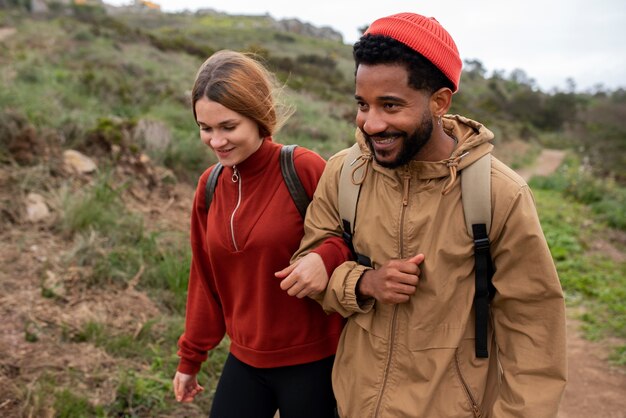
<box><xmin>280</xmin><ymin>11</ymin><xmax>567</xmax><ymax>418</ymax></box>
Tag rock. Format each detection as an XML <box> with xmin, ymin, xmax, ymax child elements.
<box><xmin>63</xmin><ymin>149</ymin><xmax>97</xmax><ymax>174</ymax></box>
<box><xmin>133</xmin><ymin>119</ymin><xmax>171</xmax><ymax>154</ymax></box>
<box><xmin>25</xmin><ymin>193</ymin><xmax>50</xmax><ymax>223</ymax></box>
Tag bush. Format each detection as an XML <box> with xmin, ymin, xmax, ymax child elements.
<box><xmin>530</xmin><ymin>155</ymin><xmax>626</xmax><ymax>232</ymax></box>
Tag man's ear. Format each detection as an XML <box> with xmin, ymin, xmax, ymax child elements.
<box><xmin>430</xmin><ymin>87</ymin><xmax>453</xmax><ymax>116</ymax></box>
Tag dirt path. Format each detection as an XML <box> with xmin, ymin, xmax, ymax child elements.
<box><xmin>558</xmin><ymin>318</ymin><xmax>626</xmax><ymax>418</ymax></box>
<box><xmin>519</xmin><ymin>149</ymin><xmax>626</xmax><ymax>418</ymax></box>
<box><xmin>515</xmin><ymin>149</ymin><xmax>567</xmax><ymax>181</ymax></box>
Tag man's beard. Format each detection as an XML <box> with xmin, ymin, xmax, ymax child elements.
<box><xmin>364</xmin><ymin>113</ymin><xmax>433</xmax><ymax>168</ymax></box>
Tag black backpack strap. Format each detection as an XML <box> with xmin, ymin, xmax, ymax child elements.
<box><xmin>472</xmin><ymin>223</ymin><xmax>495</xmax><ymax>358</ymax></box>
<box><xmin>205</xmin><ymin>163</ymin><xmax>224</xmax><ymax>211</ymax></box>
<box><xmin>280</xmin><ymin>144</ymin><xmax>310</xmax><ymax>219</ymax></box>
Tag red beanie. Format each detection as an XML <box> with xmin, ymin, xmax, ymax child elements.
<box><xmin>365</xmin><ymin>12</ymin><xmax>462</xmax><ymax>92</ymax></box>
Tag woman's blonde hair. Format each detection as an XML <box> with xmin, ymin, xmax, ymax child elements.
<box><xmin>191</xmin><ymin>50</ymin><xmax>292</xmax><ymax>138</ymax></box>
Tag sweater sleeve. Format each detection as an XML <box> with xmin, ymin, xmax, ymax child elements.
<box><xmin>489</xmin><ymin>185</ymin><xmax>567</xmax><ymax>417</ymax></box>
<box><xmin>176</xmin><ymin>169</ymin><xmax>227</xmax><ymax>375</ymax></box>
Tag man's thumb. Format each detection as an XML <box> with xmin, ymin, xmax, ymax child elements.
<box><xmin>407</xmin><ymin>253</ymin><xmax>425</xmax><ymax>265</ymax></box>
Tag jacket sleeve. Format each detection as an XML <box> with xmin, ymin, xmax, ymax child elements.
<box><xmin>176</xmin><ymin>169</ymin><xmax>226</xmax><ymax>375</ymax></box>
<box><xmin>294</xmin><ymin>150</ymin><xmax>375</xmax><ymax>317</ymax></box>
<box><xmin>489</xmin><ymin>184</ymin><xmax>567</xmax><ymax>417</ymax></box>
<box><xmin>292</xmin><ymin>147</ymin><xmax>354</xmax><ymax>279</ymax></box>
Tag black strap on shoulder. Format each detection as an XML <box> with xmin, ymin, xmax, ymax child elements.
<box><xmin>472</xmin><ymin>223</ymin><xmax>496</xmax><ymax>358</ymax></box>
<box><xmin>205</xmin><ymin>163</ymin><xmax>224</xmax><ymax>211</ymax></box>
<box><xmin>203</xmin><ymin>145</ymin><xmax>310</xmax><ymax>219</ymax></box>
<box><xmin>280</xmin><ymin>144</ymin><xmax>310</xmax><ymax>219</ymax></box>
<box><xmin>341</xmin><ymin>220</ymin><xmax>372</xmax><ymax>267</ymax></box>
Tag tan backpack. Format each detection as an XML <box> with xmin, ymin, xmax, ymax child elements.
<box><xmin>338</xmin><ymin>143</ymin><xmax>495</xmax><ymax>359</ymax></box>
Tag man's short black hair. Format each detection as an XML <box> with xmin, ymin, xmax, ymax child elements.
<box><xmin>353</xmin><ymin>34</ymin><xmax>455</xmax><ymax>94</ymax></box>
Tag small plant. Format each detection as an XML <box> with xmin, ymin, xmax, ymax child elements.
<box><xmin>54</xmin><ymin>389</ymin><xmax>105</xmax><ymax>418</ymax></box>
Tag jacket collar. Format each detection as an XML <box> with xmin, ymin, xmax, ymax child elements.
<box><xmin>354</xmin><ymin>115</ymin><xmax>495</xmax><ymax>193</ymax></box>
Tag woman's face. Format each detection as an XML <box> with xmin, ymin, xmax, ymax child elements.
<box><xmin>195</xmin><ymin>97</ymin><xmax>263</xmax><ymax>167</ymax></box>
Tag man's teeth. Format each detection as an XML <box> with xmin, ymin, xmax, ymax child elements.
<box><xmin>373</xmin><ymin>136</ymin><xmax>398</xmax><ymax>144</ymax></box>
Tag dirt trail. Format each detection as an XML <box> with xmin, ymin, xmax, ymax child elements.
<box><xmin>515</xmin><ymin>149</ymin><xmax>567</xmax><ymax>181</ymax></box>
<box><xmin>519</xmin><ymin>149</ymin><xmax>626</xmax><ymax>418</ymax></box>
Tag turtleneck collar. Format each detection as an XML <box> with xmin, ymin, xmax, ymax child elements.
<box><xmin>221</xmin><ymin>137</ymin><xmax>276</xmax><ymax>178</ymax></box>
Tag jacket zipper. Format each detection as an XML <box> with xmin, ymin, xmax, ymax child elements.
<box><xmin>454</xmin><ymin>350</ymin><xmax>482</xmax><ymax>418</ymax></box>
<box><xmin>373</xmin><ymin>171</ymin><xmax>411</xmax><ymax>417</ymax></box>
<box><xmin>229</xmin><ymin>166</ymin><xmax>241</xmax><ymax>252</ymax></box>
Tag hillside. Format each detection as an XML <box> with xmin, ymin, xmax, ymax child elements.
<box><xmin>1</xmin><ymin>2</ymin><xmax>625</xmax><ymax>417</ymax></box>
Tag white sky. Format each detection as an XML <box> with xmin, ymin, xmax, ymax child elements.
<box><xmin>107</xmin><ymin>0</ymin><xmax>626</xmax><ymax>92</ymax></box>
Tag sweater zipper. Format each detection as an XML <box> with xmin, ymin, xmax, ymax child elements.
<box><xmin>373</xmin><ymin>171</ymin><xmax>411</xmax><ymax>418</ymax></box>
<box><xmin>229</xmin><ymin>166</ymin><xmax>241</xmax><ymax>252</ymax></box>
<box><xmin>454</xmin><ymin>350</ymin><xmax>482</xmax><ymax>418</ymax></box>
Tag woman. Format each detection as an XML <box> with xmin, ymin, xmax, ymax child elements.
<box><xmin>172</xmin><ymin>50</ymin><xmax>350</xmax><ymax>418</ymax></box>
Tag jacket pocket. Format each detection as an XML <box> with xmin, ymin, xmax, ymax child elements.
<box><xmin>407</xmin><ymin>323</ymin><xmax>465</xmax><ymax>351</ymax></box>
<box><xmin>453</xmin><ymin>349</ymin><xmax>484</xmax><ymax>418</ymax></box>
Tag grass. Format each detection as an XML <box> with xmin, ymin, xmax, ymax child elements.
<box><xmin>531</xmin><ymin>154</ymin><xmax>626</xmax><ymax>231</ymax></box>
<box><xmin>533</xmin><ymin>185</ymin><xmax>626</xmax><ymax>365</ymax></box>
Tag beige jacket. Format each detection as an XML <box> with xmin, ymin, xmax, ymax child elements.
<box><xmin>296</xmin><ymin>115</ymin><xmax>567</xmax><ymax>417</ymax></box>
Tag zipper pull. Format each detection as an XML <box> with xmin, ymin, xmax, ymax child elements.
<box><xmin>402</xmin><ymin>171</ymin><xmax>410</xmax><ymax>206</ymax></box>
<box><xmin>231</xmin><ymin>166</ymin><xmax>239</xmax><ymax>183</ymax></box>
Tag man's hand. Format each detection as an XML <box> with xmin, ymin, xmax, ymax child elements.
<box><xmin>357</xmin><ymin>254</ymin><xmax>425</xmax><ymax>304</ymax></box>
<box><xmin>173</xmin><ymin>371</ymin><xmax>204</xmax><ymax>403</ymax></box>
<box><xmin>275</xmin><ymin>253</ymin><xmax>328</xmax><ymax>298</ymax></box>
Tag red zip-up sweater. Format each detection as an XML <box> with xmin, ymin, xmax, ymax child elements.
<box><xmin>177</xmin><ymin>139</ymin><xmax>349</xmax><ymax>374</ymax></box>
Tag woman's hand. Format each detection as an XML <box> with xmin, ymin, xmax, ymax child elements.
<box><xmin>275</xmin><ymin>253</ymin><xmax>328</xmax><ymax>298</ymax></box>
<box><xmin>173</xmin><ymin>371</ymin><xmax>204</xmax><ymax>403</ymax></box>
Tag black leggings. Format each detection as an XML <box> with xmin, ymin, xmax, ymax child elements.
<box><xmin>209</xmin><ymin>353</ymin><xmax>337</xmax><ymax>418</ymax></box>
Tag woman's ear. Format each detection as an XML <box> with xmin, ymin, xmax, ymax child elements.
<box><xmin>430</xmin><ymin>87</ymin><xmax>453</xmax><ymax>117</ymax></box>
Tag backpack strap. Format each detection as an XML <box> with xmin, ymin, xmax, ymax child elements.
<box><xmin>338</xmin><ymin>143</ymin><xmax>371</xmax><ymax>267</ymax></box>
<box><xmin>279</xmin><ymin>144</ymin><xmax>310</xmax><ymax>219</ymax></box>
<box><xmin>205</xmin><ymin>162</ymin><xmax>224</xmax><ymax>211</ymax></box>
<box><xmin>461</xmin><ymin>154</ymin><xmax>492</xmax><ymax>235</ymax></box>
<box><xmin>461</xmin><ymin>153</ymin><xmax>496</xmax><ymax>358</ymax></box>
<box><xmin>204</xmin><ymin>145</ymin><xmax>310</xmax><ymax>220</ymax></box>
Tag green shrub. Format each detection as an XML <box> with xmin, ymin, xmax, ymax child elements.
<box><xmin>54</xmin><ymin>389</ymin><xmax>105</xmax><ymax>418</ymax></box>
<box><xmin>531</xmin><ymin>156</ymin><xmax>626</xmax><ymax>232</ymax></box>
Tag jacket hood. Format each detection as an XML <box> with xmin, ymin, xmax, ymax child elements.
<box><xmin>354</xmin><ymin>114</ymin><xmax>495</xmax><ymax>194</ymax></box>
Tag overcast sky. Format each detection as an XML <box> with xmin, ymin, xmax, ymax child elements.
<box><xmin>108</xmin><ymin>0</ymin><xmax>626</xmax><ymax>92</ymax></box>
